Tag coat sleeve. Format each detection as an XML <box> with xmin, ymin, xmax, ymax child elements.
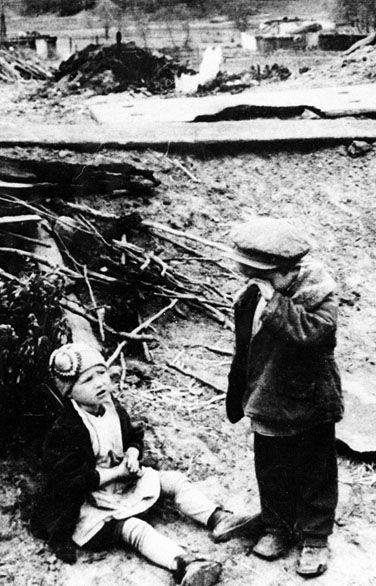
<box><xmin>226</xmin><ymin>286</ymin><xmax>259</xmax><ymax>423</ymax></box>
<box><xmin>43</xmin><ymin>421</ymin><xmax>100</xmax><ymax>495</ymax></box>
<box><xmin>261</xmin><ymin>291</ymin><xmax>337</xmax><ymax>347</ymax></box>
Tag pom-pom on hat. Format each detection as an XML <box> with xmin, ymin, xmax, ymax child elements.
<box><xmin>49</xmin><ymin>342</ymin><xmax>106</xmax><ymax>397</ymax></box>
<box><xmin>231</xmin><ymin>217</ymin><xmax>311</xmax><ymax>270</ymax></box>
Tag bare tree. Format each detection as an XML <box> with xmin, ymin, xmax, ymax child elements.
<box><xmin>334</xmin><ymin>0</ymin><xmax>376</xmax><ymax>32</ymax></box>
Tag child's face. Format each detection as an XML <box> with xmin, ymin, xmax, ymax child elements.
<box><xmin>238</xmin><ymin>263</ymin><xmax>298</xmax><ymax>292</ymax></box>
<box><xmin>70</xmin><ymin>364</ymin><xmax>111</xmax><ymax>413</ymax></box>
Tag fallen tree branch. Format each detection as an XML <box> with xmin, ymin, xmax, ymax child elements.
<box><xmin>188</xmin><ymin>344</ymin><xmax>233</xmax><ymax>356</ymax></box>
<box><xmin>106</xmin><ymin>299</ymin><xmax>178</xmax><ymax>367</ymax></box>
<box><xmin>143</xmin><ymin>220</ymin><xmax>258</xmax><ymax>270</ymax></box>
<box><xmin>138</xmin><ymin>313</ymin><xmax>153</xmax><ymax>362</ymax></box>
<box><xmin>0</xmin><ymin>214</ymin><xmax>41</xmax><ymax>225</ymax></box>
<box><xmin>60</xmin><ymin>300</ymin><xmax>154</xmax><ymax>342</ymax></box>
<box><xmin>83</xmin><ymin>265</ymin><xmax>105</xmax><ymax>342</ymax></box>
<box><xmin>0</xmin><ymin>246</ymin><xmax>118</xmax><ymax>284</ymax></box>
<box><xmin>63</xmin><ymin>201</ymin><xmax>118</xmax><ymax>219</ymax></box>
<box><xmin>152</xmin><ymin>231</ymin><xmax>236</xmax><ymax>275</ymax></box>
<box><xmin>166</xmin><ymin>361</ymin><xmax>226</xmax><ymax>394</ymax></box>
<box><xmin>166</xmin><ymin>157</ymin><xmax>201</xmax><ymax>183</ymax></box>
<box><xmin>0</xmin><ymin>229</ymin><xmax>51</xmax><ymax>247</ymax></box>
<box><xmin>0</xmin><ymin>267</ymin><xmax>22</xmax><ymax>282</ymax></box>
<box><xmin>344</xmin><ymin>32</ymin><xmax>376</xmax><ymax>55</ymax></box>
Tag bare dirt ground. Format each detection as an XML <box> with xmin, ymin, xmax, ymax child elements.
<box><xmin>1</xmin><ymin>40</ymin><xmax>376</xmax><ymax>585</ymax></box>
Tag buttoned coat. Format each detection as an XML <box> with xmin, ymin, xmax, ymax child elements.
<box><xmin>226</xmin><ymin>263</ymin><xmax>344</xmax><ymax>428</ymax></box>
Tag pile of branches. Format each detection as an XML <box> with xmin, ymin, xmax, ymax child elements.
<box><xmin>197</xmin><ymin>63</ymin><xmax>291</xmax><ymax>95</ymax></box>
<box><xmin>0</xmin><ymin>49</ymin><xmax>52</xmax><ymax>83</ymax></box>
<box><xmin>0</xmin><ymin>153</ymin><xmax>233</xmax><ymax>336</ymax></box>
<box><xmin>0</xmin><ymin>198</ymin><xmax>233</xmax><ymax>335</ymax></box>
<box><xmin>51</xmin><ymin>41</ymin><xmax>194</xmax><ymax>95</ymax></box>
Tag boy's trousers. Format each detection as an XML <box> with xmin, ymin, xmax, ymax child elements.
<box><xmin>254</xmin><ymin>421</ymin><xmax>338</xmax><ymax>546</ymax></box>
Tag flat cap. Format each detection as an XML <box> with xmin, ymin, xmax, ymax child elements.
<box><xmin>231</xmin><ymin>217</ymin><xmax>310</xmax><ymax>270</ymax></box>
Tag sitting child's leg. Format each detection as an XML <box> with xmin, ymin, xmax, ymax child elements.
<box><xmin>159</xmin><ymin>471</ymin><xmax>216</xmax><ymax>526</ymax></box>
<box><xmin>118</xmin><ymin>517</ymin><xmax>222</xmax><ymax>585</ymax></box>
<box><xmin>119</xmin><ymin>516</ymin><xmax>184</xmax><ymax>570</ymax></box>
<box><xmin>158</xmin><ymin>470</ymin><xmax>263</xmax><ymax>543</ymax></box>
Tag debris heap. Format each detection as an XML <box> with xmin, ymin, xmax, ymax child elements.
<box><xmin>0</xmin><ymin>49</ymin><xmax>52</xmax><ymax>83</ymax></box>
<box><xmin>54</xmin><ymin>41</ymin><xmax>194</xmax><ymax>95</ymax></box>
<box><xmin>296</xmin><ymin>33</ymin><xmax>376</xmax><ymax>86</ymax></box>
<box><xmin>197</xmin><ymin>63</ymin><xmax>291</xmax><ymax>95</ymax></box>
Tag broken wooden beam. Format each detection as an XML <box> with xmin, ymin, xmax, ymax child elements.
<box><xmin>0</xmin><ymin>156</ymin><xmax>160</xmax><ymax>199</ymax></box>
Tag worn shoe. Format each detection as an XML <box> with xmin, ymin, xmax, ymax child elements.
<box><xmin>252</xmin><ymin>532</ymin><xmax>291</xmax><ymax>560</ymax></box>
<box><xmin>174</xmin><ymin>556</ymin><xmax>222</xmax><ymax>586</ymax></box>
<box><xmin>211</xmin><ymin>510</ymin><xmax>264</xmax><ymax>543</ymax></box>
<box><xmin>52</xmin><ymin>540</ymin><xmax>77</xmax><ymax>564</ymax></box>
<box><xmin>296</xmin><ymin>544</ymin><xmax>329</xmax><ymax>577</ymax></box>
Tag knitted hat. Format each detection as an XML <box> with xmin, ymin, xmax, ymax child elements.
<box><xmin>231</xmin><ymin>217</ymin><xmax>311</xmax><ymax>270</ymax></box>
<box><xmin>49</xmin><ymin>342</ymin><xmax>106</xmax><ymax>397</ymax></box>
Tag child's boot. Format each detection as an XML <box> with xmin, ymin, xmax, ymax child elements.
<box><xmin>173</xmin><ymin>555</ymin><xmax>222</xmax><ymax>586</ymax></box>
<box><xmin>296</xmin><ymin>542</ymin><xmax>329</xmax><ymax>577</ymax></box>
<box><xmin>209</xmin><ymin>507</ymin><xmax>264</xmax><ymax>543</ymax></box>
<box><xmin>252</xmin><ymin>531</ymin><xmax>292</xmax><ymax>560</ymax></box>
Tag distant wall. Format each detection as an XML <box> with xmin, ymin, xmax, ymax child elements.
<box><xmin>256</xmin><ymin>34</ymin><xmax>306</xmax><ymax>52</ymax></box>
<box><xmin>318</xmin><ymin>33</ymin><xmax>366</xmax><ymax>51</ymax></box>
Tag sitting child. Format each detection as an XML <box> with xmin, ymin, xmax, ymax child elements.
<box><xmin>32</xmin><ymin>343</ymin><xmax>259</xmax><ymax>586</ymax></box>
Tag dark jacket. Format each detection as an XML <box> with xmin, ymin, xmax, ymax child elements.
<box><xmin>31</xmin><ymin>397</ymin><xmax>144</xmax><ymax>548</ymax></box>
<box><xmin>226</xmin><ymin>262</ymin><xmax>344</xmax><ymax>428</ymax></box>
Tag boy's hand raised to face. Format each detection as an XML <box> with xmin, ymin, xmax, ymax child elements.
<box><xmin>250</xmin><ymin>278</ymin><xmax>275</xmax><ymax>301</ymax></box>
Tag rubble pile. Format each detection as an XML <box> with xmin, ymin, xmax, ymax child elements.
<box><xmin>297</xmin><ymin>38</ymin><xmax>376</xmax><ymax>86</ymax></box>
<box><xmin>197</xmin><ymin>63</ymin><xmax>291</xmax><ymax>95</ymax></box>
<box><xmin>0</xmin><ymin>49</ymin><xmax>52</xmax><ymax>83</ymax></box>
<box><xmin>339</xmin><ymin>44</ymin><xmax>376</xmax><ymax>81</ymax></box>
<box><xmin>53</xmin><ymin>41</ymin><xmax>194</xmax><ymax>95</ymax></box>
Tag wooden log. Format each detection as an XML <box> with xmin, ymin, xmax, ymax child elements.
<box><xmin>344</xmin><ymin>32</ymin><xmax>376</xmax><ymax>55</ymax></box>
<box><xmin>0</xmin><ymin>157</ymin><xmax>160</xmax><ymax>191</ymax></box>
<box><xmin>33</xmin><ymin>221</ymin><xmax>101</xmax><ymax>350</ymax></box>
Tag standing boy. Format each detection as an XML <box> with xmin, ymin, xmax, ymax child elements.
<box><xmin>226</xmin><ymin>217</ymin><xmax>344</xmax><ymax>577</ymax></box>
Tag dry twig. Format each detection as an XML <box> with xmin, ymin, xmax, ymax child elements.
<box><xmin>107</xmin><ymin>299</ymin><xmax>178</xmax><ymax>367</ymax></box>
<box><xmin>166</xmin><ymin>361</ymin><xmax>226</xmax><ymax>395</ymax></box>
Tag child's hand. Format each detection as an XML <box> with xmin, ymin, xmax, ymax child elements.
<box><xmin>124</xmin><ymin>447</ymin><xmax>140</xmax><ymax>475</ymax></box>
<box><xmin>250</xmin><ymin>278</ymin><xmax>274</xmax><ymax>301</ymax></box>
